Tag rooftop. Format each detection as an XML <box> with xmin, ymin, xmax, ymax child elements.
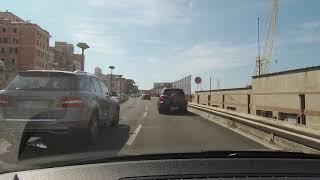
<box><xmin>195</xmin><ymin>86</ymin><xmax>252</xmax><ymax>93</ymax></box>
<box><xmin>252</xmin><ymin>65</ymin><xmax>320</xmax><ymax>79</ymax></box>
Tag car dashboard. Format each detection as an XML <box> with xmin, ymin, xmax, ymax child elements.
<box><xmin>1</xmin><ymin>157</ymin><xmax>320</xmax><ymax>180</ymax></box>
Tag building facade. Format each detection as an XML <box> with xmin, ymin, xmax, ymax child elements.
<box><xmin>72</xmin><ymin>54</ymin><xmax>82</xmax><ymax>71</ymax></box>
<box><xmin>151</xmin><ymin>82</ymin><xmax>173</xmax><ymax>96</ymax></box>
<box><xmin>0</xmin><ymin>11</ymin><xmax>50</xmax><ymax>71</ymax></box>
<box><xmin>53</xmin><ymin>41</ymin><xmax>74</xmax><ymax>71</ymax></box>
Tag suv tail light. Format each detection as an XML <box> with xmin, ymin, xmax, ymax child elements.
<box><xmin>59</xmin><ymin>97</ymin><xmax>85</xmax><ymax>108</ymax></box>
<box><xmin>160</xmin><ymin>95</ymin><xmax>167</xmax><ymax>101</ymax></box>
<box><xmin>0</xmin><ymin>96</ymin><xmax>8</xmax><ymax>107</ymax></box>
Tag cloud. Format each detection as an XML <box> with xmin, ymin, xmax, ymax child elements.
<box><xmin>302</xmin><ymin>21</ymin><xmax>320</xmax><ymax>30</ymax></box>
<box><xmin>188</xmin><ymin>1</ymin><xmax>193</xmax><ymax>9</ymax></box>
<box><xmin>139</xmin><ymin>39</ymin><xmax>165</xmax><ymax>46</ymax></box>
<box><xmin>294</xmin><ymin>20</ymin><xmax>320</xmax><ymax>44</ymax></box>
<box><xmin>172</xmin><ymin>42</ymin><xmax>256</xmax><ymax>76</ymax></box>
<box><xmin>67</xmin><ymin>18</ymin><xmax>126</xmax><ymax>56</ymax></box>
<box><xmin>86</xmin><ymin>0</ymin><xmax>193</xmax><ymax>26</ymax></box>
<box><xmin>146</xmin><ymin>57</ymin><xmax>159</xmax><ymax>63</ymax></box>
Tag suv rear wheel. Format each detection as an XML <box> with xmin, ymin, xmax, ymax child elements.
<box><xmin>82</xmin><ymin>112</ymin><xmax>99</xmax><ymax>145</ymax></box>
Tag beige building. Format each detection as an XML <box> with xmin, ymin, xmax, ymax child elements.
<box><xmin>53</xmin><ymin>41</ymin><xmax>74</xmax><ymax>71</ymax></box>
<box><xmin>194</xmin><ymin>66</ymin><xmax>320</xmax><ymax>129</ymax></box>
<box><xmin>0</xmin><ymin>11</ymin><xmax>51</xmax><ymax>71</ymax></box>
<box><xmin>72</xmin><ymin>54</ymin><xmax>82</xmax><ymax>71</ymax></box>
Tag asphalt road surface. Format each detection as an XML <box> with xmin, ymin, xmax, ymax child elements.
<box><xmin>1</xmin><ymin>97</ymin><xmax>267</xmax><ymax>162</ymax></box>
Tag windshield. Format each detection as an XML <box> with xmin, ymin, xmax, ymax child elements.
<box><xmin>163</xmin><ymin>89</ymin><xmax>185</xmax><ymax>96</ymax></box>
<box><xmin>7</xmin><ymin>72</ymin><xmax>78</xmax><ymax>91</ymax></box>
<box><xmin>1</xmin><ymin>0</ymin><xmax>320</xmax><ymax>174</ymax></box>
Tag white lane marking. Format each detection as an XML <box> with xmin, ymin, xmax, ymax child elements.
<box><xmin>142</xmin><ymin>112</ymin><xmax>147</xmax><ymax>118</ymax></box>
<box><xmin>143</xmin><ymin>104</ymin><xmax>148</xmax><ymax>118</ymax></box>
<box><xmin>28</xmin><ymin>137</ymin><xmax>41</xmax><ymax>142</ymax></box>
<box><xmin>126</xmin><ymin>124</ymin><xmax>142</xmax><ymax>146</ymax></box>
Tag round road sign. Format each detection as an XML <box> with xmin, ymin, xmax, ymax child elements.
<box><xmin>195</xmin><ymin>77</ymin><xmax>202</xmax><ymax>84</ymax></box>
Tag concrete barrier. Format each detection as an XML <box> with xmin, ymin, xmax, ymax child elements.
<box><xmin>188</xmin><ymin>103</ymin><xmax>320</xmax><ymax>154</ymax></box>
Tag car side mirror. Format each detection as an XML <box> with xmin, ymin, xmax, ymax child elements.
<box><xmin>111</xmin><ymin>91</ymin><xmax>117</xmax><ymax>96</ymax></box>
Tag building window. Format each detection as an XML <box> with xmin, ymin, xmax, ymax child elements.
<box><xmin>13</xmin><ymin>38</ymin><xmax>18</xmax><ymax>44</ymax></box>
<box><xmin>37</xmin><ymin>50</ymin><xmax>40</xmax><ymax>57</ymax></box>
<box><xmin>14</xmin><ymin>48</ymin><xmax>18</xmax><ymax>54</ymax></box>
<box><xmin>10</xmin><ymin>47</ymin><xmax>13</xmax><ymax>53</ymax></box>
<box><xmin>1</xmin><ymin>47</ymin><xmax>5</xmax><ymax>53</ymax></box>
<box><xmin>227</xmin><ymin>107</ymin><xmax>236</xmax><ymax>111</ymax></box>
<box><xmin>2</xmin><ymin>28</ymin><xmax>6</xmax><ymax>33</ymax></box>
<box><xmin>13</xmin><ymin>28</ymin><xmax>18</xmax><ymax>33</ymax></box>
<box><xmin>37</xmin><ymin>40</ymin><xmax>39</xmax><ymax>46</ymax></box>
<box><xmin>11</xmin><ymin>58</ymin><xmax>15</xmax><ymax>64</ymax></box>
<box><xmin>256</xmin><ymin>110</ymin><xmax>273</xmax><ymax>118</ymax></box>
<box><xmin>0</xmin><ymin>38</ymin><xmax>2</xmax><ymax>43</ymax></box>
<box><xmin>3</xmin><ymin>37</ymin><xmax>7</xmax><ymax>44</ymax></box>
<box><xmin>278</xmin><ymin>112</ymin><xmax>301</xmax><ymax>124</ymax></box>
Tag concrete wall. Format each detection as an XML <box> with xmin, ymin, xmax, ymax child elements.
<box><xmin>252</xmin><ymin>69</ymin><xmax>320</xmax><ymax>129</ymax></box>
<box><xmin>194</xmin><ymin>88</ymin><xmax>251</xmax><ymax>113</ymax></box>
<box><xmin>193</xmin><ymin>66</ymin><xmax>320</xmax><ymax>129</ymax></box>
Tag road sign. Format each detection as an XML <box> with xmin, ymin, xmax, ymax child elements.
<box><xmin>195</xmin><ymin>77</ymin><xmax>202</xmax><ymax>84</ymax></box>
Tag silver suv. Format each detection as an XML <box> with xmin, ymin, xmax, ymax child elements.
<box><xmin>0</xmin><ymin>70</ymin><xmax>120</xmax><ymax>147</ymax></box>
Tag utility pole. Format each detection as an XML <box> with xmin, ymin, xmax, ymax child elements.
<box><xmin>109</xmin><ymin>65</ymin><xmax>115</xmax><ymax>92</ymax></box>
<box><xmin>258</xmin><ymin>17</ymin><xmax>261</xmax><ymax>75</ymax></box>
<box><xmin>209</xmin><ymin>76</ymin><xmax>212</xmax><ymax>106</ymax></box>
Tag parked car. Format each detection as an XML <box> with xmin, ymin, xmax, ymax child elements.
<box><xmin>141</xmin><ymin>93</ymin><xmax>151</xmax><ymax>100</ymax></box>
<box><xmin>0</xmin><ymin>70</ymin><xmax>120</xmax><ymax>149</ymax></box>
<box><xmin>158</xmin><ymin>88</ymin><xmax>187</xmax><ymax>114</ymax></box>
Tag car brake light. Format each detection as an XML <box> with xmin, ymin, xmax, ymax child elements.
<box><xmin>0</xmin><ymin>96</ymin><xmax>8</xmax><ymax>107</ymax></box>
<box><xmin>60</xmin><ymin>97</ymin><xmax>85</xmax><ymax>108</ymax></box>
<box><xmin>160</xmin><ymin>95</ymin><xmax>167</xmax><ymax>101</ymax></box>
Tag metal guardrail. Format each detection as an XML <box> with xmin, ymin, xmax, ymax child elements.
<box><xmin>188</xmin><ymin>103</ymin><xmax>320</xmax><ymax>153</ymax></box>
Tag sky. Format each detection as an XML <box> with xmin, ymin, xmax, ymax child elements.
<box><xmin>2</xmin><ymin>0</ymin><xmax>320</xmax><ymax>90</ymax></box>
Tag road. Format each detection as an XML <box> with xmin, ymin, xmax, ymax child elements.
<box><xmin>1</xmin><ymin>97</ymin><xmax>267</xmax><ymax>162</ymax></box>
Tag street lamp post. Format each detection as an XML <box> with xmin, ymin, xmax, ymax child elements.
<box><xmin>119</xmin><ymin>75</ymin><xmax>123</xmax><ymax>97</ymax></box>
<box><xmin>109</xmin><ymin>65</ymin><xmax>115</xmax><ymax>92</ymax></box>
<box><xmin>77</xmin><ymin>42</ymin><xmax>89</xmax><ymax>71</ymax></box>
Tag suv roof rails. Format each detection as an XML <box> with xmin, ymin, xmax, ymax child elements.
<box><xmin>74</xmin><ymin>70</ymin><xmax>87</xmax><ymax>74</ymax></box>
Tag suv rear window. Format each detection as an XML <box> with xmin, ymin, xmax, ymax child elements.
<box><xmin>163</xmin><ymin>89</ymin><xmax>185</xmax><ymax>96</ymax></box>
<box><xmin>6</xmin><ymin>72</ymin><xmax>79</xmax><ymax>91</ymax></box>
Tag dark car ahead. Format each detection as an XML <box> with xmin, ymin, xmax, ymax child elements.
<box><xmin>158</xmin><ymin>88</ymin><xmax>187</xmax><ymax>114</ymax></box>
<box><xmin>0</xmin><ymin>70</ymin><xmax>120</xmax><ymax>146</ymax></box>
<box><xmin>142</xmin><ymin>94</ymin><xmax>151</xmax><ymax>100</ymax></box>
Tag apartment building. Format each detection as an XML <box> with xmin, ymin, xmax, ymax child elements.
<box><xmin>0</xmin><ymin>11</ymin><xmax>51</xmax><ymax>71</ymax></box>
